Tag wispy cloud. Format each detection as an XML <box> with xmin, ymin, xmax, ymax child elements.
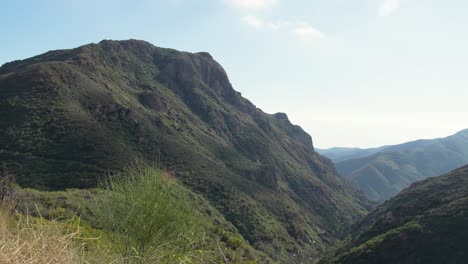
<box><xmin>242</xmin><ymin>15</ymin><xmax>282</xmax><ymax>30</ymax></box>
<box><xmin>224</xmin><ymin>0</ymin><xmax>278</xmax><ymax>9</ymax></box>
<box><xmin>242</xmin><ymin>16</ymin><xmax>324</xmax><ymax>42</ymax></box>
<box><xmin>293</xmin><ymin>23</ymin><xmax>325</xmax><ymax>41</ymax></box>
<box><xmin>379</xmin><ymin>0</ymin><xmax>400</xmax><ymax>16</ymax></box>
<box><xmin>242</xmin><ymin>15</ymin><xmax>264</xmax><ymax>29</ymax></box>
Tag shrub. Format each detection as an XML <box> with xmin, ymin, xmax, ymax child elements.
<box><xmin>92</xmin><ymin>164</ymin><xmax>200</xmax><ymax>263</ymax></box>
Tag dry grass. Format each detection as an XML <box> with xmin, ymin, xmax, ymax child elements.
<box><xmin>0</xmin><ymin>206</ymin><xmax>86</xmax><ymax>264</ymax></box>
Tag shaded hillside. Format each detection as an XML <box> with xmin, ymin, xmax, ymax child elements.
<box><xmin>319</xmin><ymin>165</ymin><xmax>468</xmax><ymax>264</ymax></box>
<box><xmin>336</xmin><ymin>130</ymin><xmax>468</xmax><ymax>201</ymax></box>
<box><xmin>316</xmin><ymin>146</ymin><xmax>387</xmax><ymax>163</ymax></box>
<box><xmin>0</xmin><ymin>40</ymin><xmax>369</xmax><ymax>262</ymax></box>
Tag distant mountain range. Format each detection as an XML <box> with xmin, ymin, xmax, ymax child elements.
<box><xmin>316</xmin><ymin>146</ymin><xmax>388</xmax><ymax>163</ymax></box>
<box><xmin>0</xmin><ymin>40</ymin><xmax>369</xmax><ymax>262</ymax></box>
<box><xmin>318</xmin><ymin>129</ymin><xmax>468</xmax><ymax>201</ymax></box>
<box><xmin>319</xmin><ymin>165</ymin><xmax>468</xmax><ymax>264</ymax></box>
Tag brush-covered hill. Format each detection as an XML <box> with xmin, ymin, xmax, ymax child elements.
<box><xmin>334</xmin><ymin>130</ymin><xmax>468</xmax><ymax>201</ymax></box>
<box><xmin>319</xmin><ymin>165</ymin><xmax>468</xmax><ymax>264</ymax></box>
<box><xmin>0</xmin><ymin>39</ymin><xmax>369</xmax><ymax>262</ymax></box>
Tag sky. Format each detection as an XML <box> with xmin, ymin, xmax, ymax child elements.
<box><xmin>1</xmin><ymin>0</ymin><xmax>467</xmax><ymax>148</ymax></box>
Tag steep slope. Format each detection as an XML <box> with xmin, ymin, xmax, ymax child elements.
<box><xmin>0</xmin><ymin>40</ymin><xmax>369</xmax><ymax>262</ymax></box>
<box><xmin>319</xmin><ymin>165</ymin><xmax>468</xmax><ymax>264</ymax></box>
<box><xmin>316</xmin><ymin>146</ymin><xmax>387</xmax><ymax>163</ymax></box>
<box><xmin>335</xmin><ymin>130</ymin><xmax>468</xmax><ymax>201</ymax></box>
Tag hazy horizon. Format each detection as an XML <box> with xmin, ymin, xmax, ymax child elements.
<box><xmin>2</xmin><ymin>0</ymin><xmax>467</xmax><ymax>148</ymax></box>
<box><xmin>314</xmin><ymin>128</ymin><xmax>467</xmax><ymax>149</ymax></box>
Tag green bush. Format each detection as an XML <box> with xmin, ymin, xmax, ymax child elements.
<box><xmin>92</xmin><ymin>164</ymin><xmax>200</xmax><ymax>263</ymax></box>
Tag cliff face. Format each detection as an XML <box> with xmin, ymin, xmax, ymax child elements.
<box><xmin>0</xmin><ymin>39</ymin><xmax>369</xmax><ymax>261</ymax></box>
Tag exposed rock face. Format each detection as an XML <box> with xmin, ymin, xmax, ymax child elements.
<box><xmin>274</xmin><ymin>112</ymin><xmax>314</xmax><ymax>150</ymax></box>
<box><xmin>0</xmin><ymin>39</ymin><xmax>369</xmax><ymax>261</ymax></box>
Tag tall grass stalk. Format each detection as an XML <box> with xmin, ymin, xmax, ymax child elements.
<box><xmin>0</xmin><ymin>206</ymin><xmax>85</xmax><ymax>264</ymax></box>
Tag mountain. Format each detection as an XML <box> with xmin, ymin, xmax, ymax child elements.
<box><xmin>316</xmin><ymin>146</ymin><xmax>388</xmax><ymax>163</ymax></box>
<box><xmin>0</xmin><ymin>39</ymin><xmax>369</xmax><ymax>262</ymax></box>
<box><xmin>334</xmin><ymin>130</ymin><xmax>468</xmax><ymax>201</ymax></box>
<box><xmin>319</xmin><ymin>165</ymin><xmax>468</xmax><ymax>264</ymax></box>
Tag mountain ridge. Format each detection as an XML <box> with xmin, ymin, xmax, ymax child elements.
<box><xmin>316</xmin><ymin>146</ymin><xmax>388</xmax><ymax>163</ymax></box>
<box><xmin>320</xmin><ymin>129</ymin><xmax>468</xmax><ymax>201</ymax></box>
<box><xmin>0</xmin><ymin>39</ymin><xmax>369</xmax><ymax>262</ymax></box>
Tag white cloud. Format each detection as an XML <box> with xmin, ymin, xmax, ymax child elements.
<box><xmin>224</xmin><ymin>0</ymin><xmax>278</xmax><ymax>9</ymax></box>
<box><xmin>242</xmin><ymin>15</ymin><xmax>283</xmax><ymax>30</ymax></box>
<box><xmin>242</xmin><ymin>16</ymin><xmax>324</xmax><ymax>42</ymax></box>
<box><xmin>379</xmin><ymin>0</ymin><xmax>400</xmax><ymax>16</ymax></box>
<box><xmin>242</xmin><ymin>15</ymin><xmax>264</xmax><ymax>29</ymax></box>
<box><xmin>293</xmin><ymin>23</ymin><xmax>325</xmax><ymax>41</ymax></box>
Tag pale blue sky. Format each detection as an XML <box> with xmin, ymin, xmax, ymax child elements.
<box><xmin>1</xmin><ymin>0</ymin><xmax>467</xmax><ymax>148</ymax></box>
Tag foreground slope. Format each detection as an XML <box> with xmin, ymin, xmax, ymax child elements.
<box><xmin>0</xmin><ymin>40</ymin><xmax>368</xmax><ymax>261</ymax></box>
<box><xmin>319</xmin><ymin>165</ymin><xmax>468</xmax><ymax>264</ymax></box>
<box><xmin>335</xmin><ymin>129</ymin><xmax>468</xmax><ymax>201</ymax></box>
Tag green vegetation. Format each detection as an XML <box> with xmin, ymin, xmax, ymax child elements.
<box><xmin>0</xmin><ymin>39</ymin><xmax>370</xmax><ymax>261</ymax></box>
<box><xmin>318</xmin><ymin>165</ymin><xmax>468</xmax><ymax>264</ymax></box>
<box><xmin>7</xmin><ymin>164</ymin><xmax>269</xmax><ymax>263</ymax></box>
<box><xmin>92</xmin><ymin>165</ymin><xmax>200</xmax><ymax>263</ymax></box>
<box><xmin>332</xmin><ymin>129</ymin><xmax>468</xmax><ymax>201</ymax></box>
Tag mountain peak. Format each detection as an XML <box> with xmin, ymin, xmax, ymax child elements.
<box><xmin>195</xmin><ymin>51</ymin><xmax>213</xmax><ymax>60</ymax></box>
<box><xmin>274</xmin><ymin>112</ymin><xmax>289</xmax><ymax>120</ymax></box>
<box><xmin>99</xmin><ymin>38</ymin><xmax>153</xmax><ymax>46</ymax></box>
